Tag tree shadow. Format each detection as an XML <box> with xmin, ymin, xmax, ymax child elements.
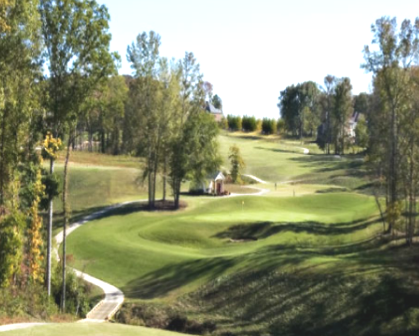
<box><xmin>254</xmin><ymin>146</ymin><xmax>305</xmax><ymax>155</ymax></box>
<box><xmin>123</xmin><ymin>257</ymin><xmax>236</xmax><ymax>299</ymax></box>
<box><xmin>213</xmin><ymin>218</ymin><xmax>381</xmax><ymax>241</ymax></box>
<box><xmin>48</xmin><ymin>200</ymin><xmax>186</xmax><ymax>230</ymax></box>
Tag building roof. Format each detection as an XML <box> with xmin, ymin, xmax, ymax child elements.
<box><xmin>205</xmin><ymin>101</ymin><xmax>223</xmax><ymax>115</ymax></box>
<box><xmin>214</xmin><ymin>172</ymin><xmax>225</xmax><ymax>181</ymax></box>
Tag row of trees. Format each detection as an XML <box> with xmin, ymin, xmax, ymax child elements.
<box><xmin>278</xmin><ymin>78</ymin><xmax>369</xmax><ymax>154</ymax></box>
<box><xmin>0</xmin><ymin>0</ymin><xmax>221</xmax><ymax>317</ymax></box>
<box><xmin>363</xmin><ymin>17</ymin><xmax>419</xmax><ymax>244</ymax></box>
<box><xmin>224</xmin><ymin>115</ymin><xmax>283</xmax><ymax>135</ymax></box>
<box><xmin>277</xmin><ymin>16</ymin><xmax>419</xmax><ymax>244</ymax></box>
<box><xmin>0</xmin><ymin>0</ymin><xmax>116</xmax><ymax>315</ymax></box>
<box><xmin>123</xmin><ymin>32</ymin><xmax>221</xmax><ymax>209</ymax></box>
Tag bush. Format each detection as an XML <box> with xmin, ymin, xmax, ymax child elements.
<box><xmin>261</xmin><ymin>118</ymin><xmax>277</xmax><ymax>134</ymax></box>
<box><xmin>117</xmin><ymin>304</ymin><xmax>217</xmax><ymax>335</ymax></box>
<box><xmin>242</xmin><ymin>115</ymin><xmax>257</xmax><ymax>132</ymax></box>
<box><xmin>51</xmin><ymin>264</ymin><xmax>92</xmax><ymax>317</ymax></box>
<box><xmin>227</xmin><ymin>115</ymin><xmax>242</xmax><ymax>131</ymax></box>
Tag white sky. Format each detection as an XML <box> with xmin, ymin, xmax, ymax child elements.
<box><xmin>100</xmin><ymin>0</ymin><xmax>419</xmax><ymax>118</ymax></box>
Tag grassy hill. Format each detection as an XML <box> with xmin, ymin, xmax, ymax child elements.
<box><xmin>50</xmin><ymin>135</ymin><xmax>419</xmax><ymax>335</ymax></box>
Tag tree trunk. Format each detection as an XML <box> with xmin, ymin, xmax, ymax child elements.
<box><xmin>47</xmin><ymin>158</ymin><xmax>54</xmax><ymax>296</ymax></box>
<box><xmin>388</xmin><ymin>104</ymin><xmax>398</xmax><ymax>234</ymax></box>
<box><xmin>0</xmin><ymin>107</ymin><xmax>8</xmax><ymax>208</ymax></box>
<box><xmin>61</xmin><ymin>134</ymin><xmax>72</xmax><ymax>312</ymax></box>
<box><xmin>101</xmin><ymin>129</ymin><xmax>105</xmax><ymax>154</ymax></box>
<box><xmin>174</xmin><ymin>181</ymin><xmax>180</xmax><ymax>209</ymax></box>
<box><xmin>88</xmin><ymin>130</ymin><xmax>93</xmax><ymax>152</ymax></box>
<box><xmin>162</xmin><ymin>157</ymin><xmax>167</xmax><ymax>202</ymax></box>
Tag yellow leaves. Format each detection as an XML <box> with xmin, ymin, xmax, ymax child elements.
<box><xmin>0</xmin><ymin>0</ymin><xmax>11</xmax><ymax>33</ymax></box>
<box><xmin>42</xmin><ymin>132</ymin><xmax>62</xmax><ymax>160</ymax></box>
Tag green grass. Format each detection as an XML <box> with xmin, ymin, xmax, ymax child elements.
<box><xmin>2</xmin><ymin>323</ymin><xmax>191</xmax><ymax>336</ymax></box>
<box><xmin>218</xmin><ymin>134</ymin><xmax>368</xmax><ymax>192</ymax></box>
<box><xmin>49</xmin><ymin>165</ymin><xmax>148</xmax><ymax>231</ymax></box>
<box><xmin>66</xmin><ymin>193</ymin><xmax>379</xmax><ymax>299</ymax></box>
<box><xmin>53</xmin><ymin>135</ymin><xmax>419</xmax><ymax>335</ymax></box>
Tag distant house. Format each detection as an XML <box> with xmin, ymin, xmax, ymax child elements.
<box><xmin>208</xmin><ymin>172</ymin><xmax>225</xmax><ymax>195</ymax></box>
<box><xmin>317</xmin><ymin>111</ymin><xmax>361</xmax><ymax>142</ymax></box>
<box><xmin>347</xmin><ymin>111</ymin><xmax>361</xmax><ymax>138</ymax></box>
<box><xmin>205</xmin><ymin>101</ymin><xmax>223</xmax><ymax>122</ymax></box>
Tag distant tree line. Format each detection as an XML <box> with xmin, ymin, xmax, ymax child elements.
<box><xmin>278</xmin><ymin>78</ymin><xmax>369</xmax><ymax>155</ymax></box>
<box><xmin>224</xmin><ymin>115</ymin><xmax>283</xmax><ymax>135</ymax></box>
<box><xmin>277</xmin><ymin>16</ymin><xmax>419</xmax><ymax>245</ymax></box>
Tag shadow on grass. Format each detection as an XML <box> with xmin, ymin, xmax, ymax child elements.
<box><xmin>213</xmin><ymin>218</ymin><xmax>381</xmax><ymax>241</ymax></box>
<box><xmin>254</xmin><ymin>146</ymin><xmax>304</xmax><ymax>155</ymax></box>
<box><xmin>179</xmin><ymin>243</ymin><xmax>419</xmax><ymax>336</ymax></box>
<box><xmin>123</xmin><ymin>257</ymin><xmax>235</xmax><ymax>299</ymax></box>
<box><xmin>47</xmin><ymin>200</ymin><xmax>186</xmax><ymax>230</ymax></box>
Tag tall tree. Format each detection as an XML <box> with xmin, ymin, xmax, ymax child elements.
<box><xmin>229</xmin><ymin>145</ymin><xmax>245</xmax><ymax>184</ymax></box>
<box><xmin>127</xmin><ymin>31</ymin><xmax>161</xmax><ymax>209</ymax></box>
<box><xmin>332</xmin><ymin>77</ymin><xmax>353</xmax><ymax>155</ymax></box>
<box><xmin>39</xmin><ymin>0</ymin><xmax>117</xmax><ymax>311</ymax></box>
<box><xmin>363</xmin><ymin>17</ymin><xmax>419</xmax><ymax>234</ymax></box>
<box><xmin>0</xmin><ymin>0</ymin><xmax>41</xmax><ymax>211</ymax></box>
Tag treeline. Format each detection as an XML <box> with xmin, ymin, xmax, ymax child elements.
<box><xmin>278</xmin><ymin>79</ymin><xmax>369</xmax><ymax>155</ymax></box>
<box><xmin>277</xmin><ymin>17</ymin><xmax>419</xmax><ymax>245</ymax></box>
<box><xmin>0</xmin><ymin>0</ymin><xmax>221</xmax><ymax>320</ymax></box>
<box><xmin>224</xmin><ymin>115</ymin><xmax>282</xmax><ymax>135</ymax></box>
<box><xmin>122</xmin><ymin>32</ymin><xmax>220</xmax><ymax>209</ymax></box>
<box><xmin>0</xmin><ymin>0</ymin><xmax>116</xmax><ymax>318</ymax></box>
<box><xmin>363</xmin><ymin>17</ymin><xmax>419</xmax><ymax>244</ymax></box>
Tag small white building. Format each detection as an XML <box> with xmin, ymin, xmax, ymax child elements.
<box><xmin>208</xmin><ymin>172</ymin><xmax>225</xmax><ymax>195</ymax></box>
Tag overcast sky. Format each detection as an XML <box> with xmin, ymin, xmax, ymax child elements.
<box><xmin>100</xmin><ymin>0</ymin><xmax>419</xmax><ymax>118</ymax></box>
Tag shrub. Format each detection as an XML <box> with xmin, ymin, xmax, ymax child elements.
<box><xmin>242</xmin><ymin>115</ymin><xmax>257</xmax><ymax>132</ymax></box>
<box><xmin>261</xmin><ymin>118</ymin><xmax>277</xmax><ymax>134</ymax></box>
<box><xmin>227</xmin><ymin>115</ymin><xmax>242</xmax><ymax>131</ymax></box>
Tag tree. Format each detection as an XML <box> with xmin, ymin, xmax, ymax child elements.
<box><xmin>355</xmin><ymin>117</ymin><xmax>369</xmax><ymax>149</ymax></box>
<box><xmin>320</xmin><ymin>75</ymin><xmax>336</xmax><ymax>154</ymax></box>
<box><xmin>169</xmin><ymin>52</ymin><xmax>221</xmax><ymax>209</ymax></box>
<box><xmin>127</xmin><ymin>31</ymin><xmax>162</xmax><ymax>209</ymax></box>
<box><xmin>332</xmin><ymin>77</ymin><xmax>353</xmax><ymax>155</ymax></box>
<box><xmin>262</xmin><ymin>118</ymin><xmax>277</xmax><ymax>134</ymax></box>
<box><xmin>39</xmin><ymin>0</ymin><xmax>117</xmax><ymax>311</ymax></box>
<box><xmin>0</xmin><ymin>210</ymin><xmax>26</xmax><ymax>288</ymax></box>
<box><xmin>42</xmin><ymin>132</ymin><xmax>62</xmax><ymax>296</ymax></box>
<box><xmin>212</xmin><ymin>94</ymin><xmax>222</xmax><ymax>109</ymax></box>
<box><xmin>242</xmin><ymin>115</ymin><xmax>257</xmax><ymax>132</ymax></box>
<box><xmin>203</xmin><ymin>81</ymin><xmax>213</xmax><ymax>102</ymax></box>
<box><xmin>354</xmin><ymin>92</ymin><xmax>371</xmax><ymax>114</ymax></box>
<box><xmin>362</xmin><ymin>16</ymin><xmax>419</xmax><ymax>234</ymax></box>
<box><xmin>278</xmin><ymin>81</ymin><xmax>320</xmax><ymax>138</ymax></box>
<box><xmin>0</xmin><ymin>0</ymin><xmax>41</xmax><ymax>210</ymax></box>
<box><xmin>227</xmin><ymin>115</ymin><xmax>242</xmax><ymax>131</ymax></box>
<box><xmin>229</xmin><ymin>145</ymin><xmax>245</xmax><ymax>184</ymax></box>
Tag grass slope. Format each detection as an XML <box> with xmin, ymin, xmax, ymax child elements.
<box><xmin>2</xmin><ymin>323</ymin><xmax>191</xmax><ymax>336</ymax></box>
<box><xmin>58</xmin><ymin>136</ymin><xmax>419</xmax><ymax>335</ymax></box>
<box><xmin>67</xmin><ymin>193</ymin><xmax>379</xmax><ymax>300</ymax></box>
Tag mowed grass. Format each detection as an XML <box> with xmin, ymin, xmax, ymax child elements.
<box><xmin>58</xmin><ymin>136</ymin><xmax>419</xmax><ymax>335</ymax></box>
<box><xmin>2</xmin><ymin>323</ymin><xmax>190</xmax><ymax>336</ymax></box>
<box><xmin>50</xmin><ymin>165</ymin><xmax>148</xmax><ymax>230</ymax></box>
<box><xmin>218</xmin><ymin>133</ymin><xmax>368</xmax><ymax>192</ymax></box>
<box><xmin>66</xmin><ymin>193</ymin><xmax>380</xmax><ymax>301</ymax></box>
